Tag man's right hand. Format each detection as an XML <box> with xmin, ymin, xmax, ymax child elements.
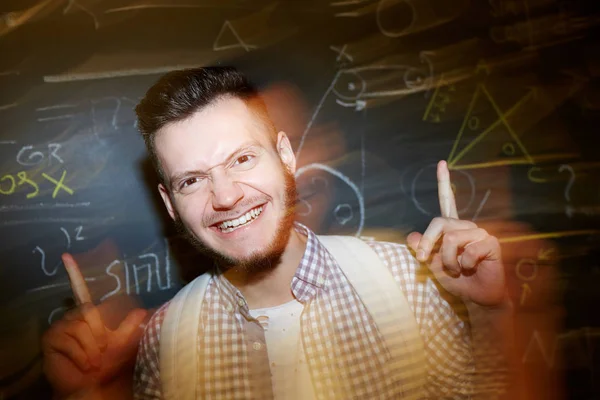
<box><xmin>42</xmin><ymin>253</ymin><xmax>148</xmax><ymax>398</ymax></box>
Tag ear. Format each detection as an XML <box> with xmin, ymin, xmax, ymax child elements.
<box><xmin>158</xmin><ymin>183</ymin><xmax>176</xmax><ymax>221</ymax></box>
<box><xmin>276</xmin><ymin>131</ymin><xmax>296</xmax><ymax>174</ymax></box>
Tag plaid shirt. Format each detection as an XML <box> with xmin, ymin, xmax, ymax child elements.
<box><xmin>133</xmin><ymin>223</ymin><xmax>475</xmax><ymax>399</ymax></box>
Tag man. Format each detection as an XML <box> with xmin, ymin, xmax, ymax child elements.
<box><xmin>43</xmin><ymin>66</ymin><xmax>513</xmax><ymax>399</ymax></box>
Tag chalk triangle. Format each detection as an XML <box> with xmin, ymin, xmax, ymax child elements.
<box><xmin>213</xmin><ymin>21</ymin><xmax>252</xmax><ymax>52</ymax></box>
<box><xmin>448</xmin><ymin>84</ymin><xmax>533</xmax><ymax>169</ymax></box>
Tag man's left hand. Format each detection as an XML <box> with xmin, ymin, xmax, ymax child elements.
<box><xmin>407</xmin><ymin>161</ymin><xmax>507</xmax><ymax>308</ymax></box>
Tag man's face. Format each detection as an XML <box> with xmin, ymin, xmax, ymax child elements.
<box><xmin>155</xmin><ymin>96</ymin><xmax>297</xmax><ymax>271</ymax></box>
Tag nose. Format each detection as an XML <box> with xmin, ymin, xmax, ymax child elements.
<box><xmin>210</xmin><ymin>169</ymin><xmax>243</xmax><ymax>210</ymax></box>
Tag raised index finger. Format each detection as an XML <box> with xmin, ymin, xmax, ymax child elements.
<box><xmin>62</xmin><ymin>253</ymin><xmax>108</xmax><ymax>350</ymax></box>
<box><xmin>437</xmin><ymin>160</ymin><xmax>459</xmax><ymax>219</ymax></box>
<box><xmin>62</xmin><ymin>253</ymin><xmax>92</xmax><ymax>305</ymax></box>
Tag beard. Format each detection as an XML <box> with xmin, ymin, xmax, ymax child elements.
<box><xmin>173</xmin><ymin>166</ymin><xmax>297</xmax><ymax>276</ymax></box>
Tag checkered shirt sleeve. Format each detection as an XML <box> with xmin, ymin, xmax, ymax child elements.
<box><xmin>133</xmin><ymin>302</ymin><xmax>169</xmax><ymax>399</ymax></box>
<box><xmin>367</xmin><ymin>240</ymin><xmax>475</xmax><ymax>399</ymax></box>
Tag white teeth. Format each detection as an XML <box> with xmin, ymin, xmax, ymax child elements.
<box><xmin>217</xmin><ymin>206</ymin><xmax>263</xmax><ymax>232</ymax></box>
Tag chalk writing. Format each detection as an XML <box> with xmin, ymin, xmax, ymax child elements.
<box><xmin>101</xmin><ymin>243</ymin><xmax>174</xmax><ymax>301</ymax></box>
<box><xmin>60</xmin><ymin>225</ymin><xmax>85</xmax><ymax>250</ymax></box>
<box><xmin>41</xmin><ymin>171</ymin><xmax>74</xmax><ymax>198</ymax></box>
<box><xmin>334</xmin><ymin>204</ymin><xmax>354</xmax><ymax>225</ymax></box>
<box><xmin>16</xmin><ymin>143</ymin><xmax>63</xmax><ymax>166</ymax></box>
<box><xmin>411</xmin><ymin>163</ymin><xmax>475</xmax><ymax>216</ymax></box>
<box><xmin>0</xmin><ymin>103</ymin><xmax>18</xmax><ymax>112</ymax></box>
<box><xmin>0</xmin><ymin>172</ymin><xmax>39</xmax><ymax>199</ymax></box>
<box><xmin>472</xmin><ymin>189</ymin><xmax>491</xmax><ymax>221</ymax></box>
<box><xmin>36</xmin><ymin>104</ymin><xmax>78</xmax><ymax>122</ymax></box>
<box><xmin>1</xmin><ymin>169</ymin><xmax>73</xmax><ymax>200</ymax></box>
<box><xmin>2</xmin><ymin>216</ymin><xmax>114</xmax><ymax>227</ymax></box>
<box><xmin>90</xmin><ymin>96</ymin><xmax>139</xmax><ymax>134</ymax></box>
<box><xmin>376</xmin><ymin>0</ymin><xmax>417</xmax><ymax>37</ymax></box>
<box><xmin>520</xmin><ymin>283</ymin><xmax>532</xmax><ymax>305</ymax></box>
<box><xmin>63</xmin><ymin>0</ymin><xmax>99</xmax><ymax>29</ymax></box>
<box><xmin>330</xmin><ymin>44</ymin><xmax>353</xmax><ymax>65</ymax></box>
<box><xmin>105</xmin><ymin>3</ymin><xmax>213</xmax><ymax>13</ymax></box>
<box><xmin>331</xmin><ymin>0</ymin><xmax>374</xmax><ymax>18</ymax></box>
<box><xmin>295</xmin><ymin>163</ymin><xmax>365</xmax><ymax>236</ymax></box>
<box><xmin>516</xmin><ymin>258</ymin><xmax>538</xmax><ymax>281</ymax></box>
<box><xmin>45</xmin><ymin>276</ymin><xmax>98</xmax><ymax>324</ymax></box>
<box><xmin>376</xmin><ymin>0</ymin><xmax>468</xmax><ymax>38</ymax></box>
<box><xmin>522</xmin><ymin>328</ymin><xmax>600</xmax><ymax>369</ymax></box>
<box><xmin>0</xmin><ymin>174</ymin><xmax>16</xmax><ymax>195</ymax></box>
<box><xmin>528</xmin><ymin>166</ymin><xmax>547</xmax><ymax>183</ymax></box>
<box><xmin>558</xmin><ymin>164</ymin><xmax>575</xmax><ymax>217</ymax></box>
<box><xmin>33</xmin><ymin>246</ymin><xmax>53</xmax><ymax>276</ymax></box>
<box><xmin>34</xmin><ymin>226</ymin><xmax>86</xmax><ymax>277</ymax></box>
<box><xmin>35</xmin><ymin>96</ymin><xmax>140</xmax><ymax>136</ymax></box>
<box><xmin>0</xmin><ymin>202</ymin><xmax>90</xmax><ymax>212</ymax></box>
<box><xmin>48</xmin><ymin>307</ymin><xmax>68</xmax><ymax>325</ymax></box>
<box><xmin>335</xmin><ymin>98</ymin><xmax>367</xmax><ymax>111</ymax></box>
<box><xmin>423</xmin><ymin>73</ymin><xmax>455</xmax><ymax>123</ymax></box>
<box><xmin>515</xmin><ymin>247</ymin><xmax>555</xmax><ymax>306</ymax></box>
<box><xmin>213</xmin><ymin>21</ymin><xmax>256</xmax><ymax>52</ymax></box>
<box><xmin>448</xmin><ymin>84</ymin><xmax>536</xmax><ymax>170</ymax></box>
<box><xmin>296</xmin><ymin>74</ymin><xmax>339</xmax><ymax>160</ymax></box>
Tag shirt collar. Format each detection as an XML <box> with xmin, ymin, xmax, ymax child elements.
<box><xmin>290</xmin><ymin>222</ymin><xmax>333</xmax><ymax>303</ymax></box>
<box><xmin>213</xmin><ymin>222</ymin><xmax>335</xmax><ymax>307</ymax></box>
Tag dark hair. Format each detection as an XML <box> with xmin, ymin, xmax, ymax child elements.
<box><xmin>135</xmin><ymin>66</ymin><xmax>275</xmax><ymax>185</ymax></box>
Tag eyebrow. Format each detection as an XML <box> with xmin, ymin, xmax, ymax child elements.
<box><xmin>169</xmin><ymin>141</ymin><xmax>261</xmax><ymax>190</ymax></box>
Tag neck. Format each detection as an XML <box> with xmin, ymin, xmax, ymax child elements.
<box><xmin>223</xmin><ymin>229</ymin><xmax>307</xmax><ymax>309</ymax></box>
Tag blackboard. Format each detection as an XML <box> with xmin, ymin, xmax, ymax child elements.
<box><xmin>1</xmin><ymin>0</ymin><xmax>599</xmax><ymax>398</ymax></box>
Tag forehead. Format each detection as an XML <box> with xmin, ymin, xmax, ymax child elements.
<box><xmin>155</xmin><ymin>96</ymin><xmax>273</xmax><ymax>174</ymax></box>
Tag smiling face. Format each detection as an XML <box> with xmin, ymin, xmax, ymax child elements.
<box><xmin>155</xmin><ymin>95</ymin><xmax>297</xmax><ymax>272</ymax></box>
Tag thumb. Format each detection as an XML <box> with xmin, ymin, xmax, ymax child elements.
<box><xmin>406</xmin><ymin>231</ymin><xmax>422</xmax><ymax>252</ymax></box>
<box><xmin>114</xmin><ymin>308</ymin><xmax>148</xmax><ymax>344</ymax></box>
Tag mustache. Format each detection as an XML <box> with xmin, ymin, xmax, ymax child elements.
<box><xmin>203</xmin><ymin>196</ymin><xmax>270</xmax><ymax>226</ymax></box>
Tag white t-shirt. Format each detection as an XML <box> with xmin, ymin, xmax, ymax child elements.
<box><xmin>249</xmin><ymin>299</ymin><xmax>316</xmax><ymax>400</ymax></box>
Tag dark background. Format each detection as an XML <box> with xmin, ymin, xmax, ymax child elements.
<box><xmin>1</xmin><ymin>0</ymin><xmax>599</xmax><ymax>398</ymax></box>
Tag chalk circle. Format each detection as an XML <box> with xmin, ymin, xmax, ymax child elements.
<box><xmin>502</xmin><ymin>142</ymin><xmax>515</xmax><ymax>156</ymax></box>
<box><xmin>295</xmin><ymin>176</ymin><xmax>330</xmax><ymax>217</ymax></box>
<box><xmin>376</xmin><ymin>0</ymin><xmax>416</xmax><ymax>38</ymax></box>
<box><xmin>411</xmin><ymin>163</ymin><xmax>475</xmax><ymax>216</ymax></box>
<box><xmin>516</xmin><ymin>258</ymin><xmax>538</xmax><ymax>281</ymax></box>
<box><xmin>296</xmin><ymin>197</ymin><xmax>313</xmax><ymax>217</ymax></box>
<box><xmin>468</xmin><ymin>116</ymin><xmax>480</xmax><ymax>130</ymax></box>
<box><xmin>48</xmin><ymin>306</ymin><xmax>68</xmax><ymax>325</ymax></box>
<box><xmin>333</xmin><ymin>70</ymin><xmax>366</xmax><ymax>101</ymax></box>
<box><xmin>0</xmin><ymin>174</ymin><xmax>16</xmax><ymax>194</ymax></box>
<box><xmin>334</xmin><ymin>204</ymin><xmax>353</xmax><ymax>225</ymax></box>
<box><xmin>295</xmin><ymin>163</ymin><xmax>364</xmax><ymax>236</ymax></box>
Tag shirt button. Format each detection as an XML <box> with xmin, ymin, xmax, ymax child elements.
<box><xmin>252</xmin><ymin>342</ymin><xmax>262</xmax><ymax>351</ymax></box>
<box><xmin>237</xmin><ymin>298</ymin><xmax>245</xmax><ymax>307</ymax></box>
<box><xmin>226</xmin><ymin>304</ymin><xmax>233</xmax><ymax>313</ymax></box>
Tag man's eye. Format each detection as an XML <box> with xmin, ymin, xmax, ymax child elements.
<box><xmin>235</xmin><ymin>155</ymin><xmax>253</xmax><ymax>165</ymax></box>
<box><xmin>181</xmin><ymin>177</ymin><xmax>199</xmax><ymax>188</ymax></box>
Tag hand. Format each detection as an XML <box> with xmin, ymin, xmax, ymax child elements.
<box><xmin>42</xmin><ymin>253</ymin><xmax>148</xmax><ymax>397</ymax></box>
<box><xmin>407</xmin><ymin>161</ymin><xmax>507</xmax><ymax>307</ymax></box>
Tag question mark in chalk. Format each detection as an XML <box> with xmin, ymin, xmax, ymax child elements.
<box><xmin>559</xmin><ymin>164</ymin><xmax>575</xmax><ymax>217</ymax></box>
